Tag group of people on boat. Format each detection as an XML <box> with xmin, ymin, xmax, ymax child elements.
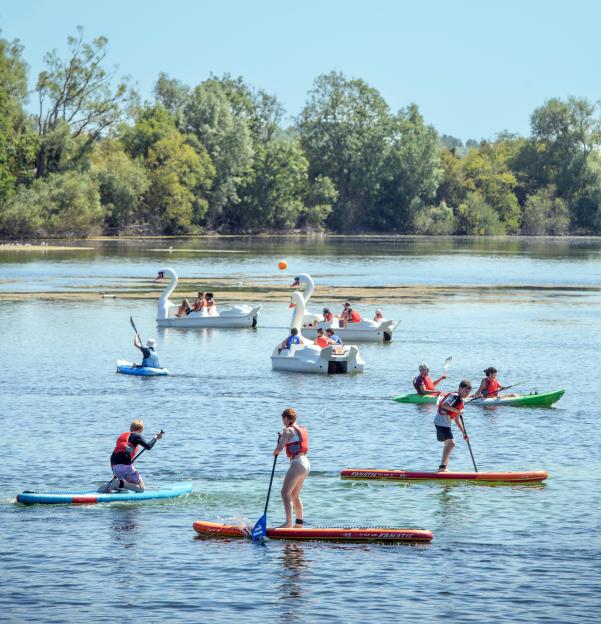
<box><xmin>278</xmin><ymin>327</ymin><xmax>344</xmax><ymax>354</ymax></box>
<box><xmin>175</xmin><ymin>291</ymin><xmax>217</xmax><ymax>317</ymax></box>
<box><xmin>306</xmin><ymin>302</ymin><xmax>383</xmax><ymax>328</ymax></box>
<box><xmin>412</xmin><ymin>363</ymin><xmax>513</xmax><ymax>471</ymax></box>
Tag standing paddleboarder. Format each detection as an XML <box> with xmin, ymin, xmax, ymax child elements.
<box><xmin>434</xmin><ymin>380</ymin><xmax>471</xmax><ymax>471</ymax></box>
<box><xmin>273</xmin><ymin>408</ymin><xmax>310</xmax><ymax>528</ymax></box>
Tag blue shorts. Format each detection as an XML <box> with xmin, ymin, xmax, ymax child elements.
<box><xmin>435</xmin><ymin>425</ymin><xmax>453</xmax><ymax>441</ymax></box>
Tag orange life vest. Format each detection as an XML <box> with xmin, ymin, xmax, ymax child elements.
<box><xmin>113</xmin><ymin>432</ymin><xmax>138</xmax><ymax>461</ymax></box>
<box><xmin>314</xmin><ymin>336</ymin><xmax>330</xmax><ymax>348</ymax></box>
<box><xmin>485</xmin><ymin>378</ymin><xmax>501</xmax><ymax>398</ymax></box>
<box><xmin>285</xmin><ymin>425</ymin><xmax>309</xmax><ymax>458</ymax></box>
<box><xmin>350</xmin><ymin>310</ymin><xmax>361</xmax><ymax>323</ymax></box>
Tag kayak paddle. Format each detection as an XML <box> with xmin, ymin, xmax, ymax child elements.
<box><xmin>469</xmin><ymin>380</ymin><xmax>527</xmax><ymax>401</ymax></box>
<box><xmin>130</xmin><ymin>315</ymin><xmax>143</xmax><ymax>345</ymax></box>
<box><xmin>459</xmin><ymin>415</ymin><xmax>478</xmax><ymax>472</ymax></box>
<box><xmin>252</xmin><ymin>448</ymin><xmax>279</xmax><ymax>543</ymax></box>
<box><xmin>438</xmin><ymin>356</ymin><xmax>452</xmax><ymax>393</ymax></box>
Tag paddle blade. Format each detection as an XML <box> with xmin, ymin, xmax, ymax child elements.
<box><xmin>444</xmin><ymin>356</ymin><xmax>452</xmax><ymax>371</ymax></box>
<box><xmin>251</xmin><ymin>514</ymin><xmax>267</xmax><ymax>543</ymax></box>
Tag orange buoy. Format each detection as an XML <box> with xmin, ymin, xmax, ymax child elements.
<box><xmin>278</xmin><ymin>260</ymin><xmax>288</xmax><ymax>270</ymax></box>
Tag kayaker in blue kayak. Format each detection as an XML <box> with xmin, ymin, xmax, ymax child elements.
<box><xmin>100</xmin><ymin>420</ymin><xmax>164</xmax><ymax>492</ymax></box>
<box><xmin>273</xmin><ymin>408</ymin><xmax>310</xmax><ymax>528</ymax></box>
<box><xmin>134</xmin><ymin>335</ymin><xmax>160</xmax><ymax>368</ymax></box>
<box><xmin>434</xmin><ymin>380</ymin><xmax>471</xmax><ymax>471</ymax></box>
<box><xmin>413</xmin><ymin>363</ymin><xmax>447</xmax><ymax>395</ymax></box>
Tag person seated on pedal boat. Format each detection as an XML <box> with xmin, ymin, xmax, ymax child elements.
<box><xmin>374</xmin><ymin>309</ymin><xmax>384</xmax><ymax>322</ymax></box>
<box><xmin>322</xmin><ymin>307</ymin><xmax>334</xmax><ymax>323</ymax></box>
<box><xmin>101</xmin><ymin>420</ymin><xmax>164</xmax><ymax>492</ymax></box>
<box><xmin>175</xmin><ymin>298</ymin><xmax>191</xmax><ymax>317</ymax></box>
<box><xmin>190</xmin><ymin>291</ymin><xmax>206</xmax><ymax>313</ymax></box>
<box><xmin>474</xmin><ymin>367</ymin><xmax>517</xmax><ymax>399</ymax></box>
<box><xmin>314</xmin><ymin>327</ymin><xmax>330</xmax><ymax>348</ymax></box>
<box><xmin>325</xmin><ymin>328</ymin><xmax>345</xmax><ymax>354</ymax></box>
<box><xmin>134</xmin><ymin>336</ymin><xmax>160</xmax><ymax>369</ymax></box>
<box><xmin>343</xmin><ymin>306</ymin><xmax>362</xmax><ymax>324</ymax></box>
<box><xmin>205</xmin><ymin>292</ymin><xmax>217</xmax><ymax>316</ymax></box>
<box><xmin>413</xmin><ymin>363</ymin><xmax>447</xmax><ymax>395</ymax></box>
<box><xmin>434</xmin><ymin>380</ymin><xmax>471</xmax><ymax>472</ymax></box>
<box><xmin>278</xmin><ymin>327</ymin><xmax>304</xmax><ymax>353</ymax></box>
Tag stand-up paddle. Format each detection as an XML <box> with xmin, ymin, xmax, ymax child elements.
<box><xmin>99</xmin><ymin>430</ymin><xmax>164</xmax><ymax>492</ymax></box>
<box><xmin>459</xmin><ymin>415</ymin><xmax>478</xmax><ymax>471</ymax></box>
<box><xmin>252</xmin><ymin>445</ymin><xmax>279</xmax><ymax>543</ymax></box>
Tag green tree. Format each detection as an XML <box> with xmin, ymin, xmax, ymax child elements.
<box><xmin>34</xmin><ymin>27</ymin><xmax>134</xmax><ymax>178</ymax></box>
<box><xmin>298</xmin><ymin>71</ymin><xmax>391</xmax><ymax>231</ymax></box>
<box><xmin>301</xmin><ymin>175</ymin><xmax>337</xmax><ymax>230</ymax></box>
<box><xmin>182</xmin><ymin>79</ymin><xmax>253</xmax><ymax>229</ymax></box>
<box><xmin>92</xmin><ymin>140</ymin><xmax>149</xmax><ymax>230</ymax></box>
<box><xmin>0</xmin><ymin>36</ymin><xmax>36</xmax><ymax>202</ymax></box>
<box><xmin>456</xmin><ymin>191</ymin><xmax>505</xmax><ymax>235</ymax></box>
<box><xmin>375</xmin><ymin>104</ymin><xmax>441</xmax><ymax>231</ymax></box>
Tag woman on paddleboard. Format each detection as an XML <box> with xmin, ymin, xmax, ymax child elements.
<box><xmin>273</xmin><ymin>408</ymin><xmax>310</xmax><ymax>528</ymax></box>
<box><xmin>413</xmin><ymin>363</ymin><xmax>447</xmax><ymax>395</ymax></box>
<box><xmin>434</xmin><ymin>380</ymin><xmax>471</xmax><ymax>471</ymax></box>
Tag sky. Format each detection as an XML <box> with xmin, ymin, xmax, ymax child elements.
<box><xmin>1</xmin><ymin>0</ymin><xmax>600</xmax><ymax>141</ymax></box>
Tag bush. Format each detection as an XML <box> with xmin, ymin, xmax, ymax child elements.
<box><xmin>521</xmin><ymin>186</ymin><xmax>569</xmax><ymax>235</ymax></box>
<box><xmin>413</xmin><ymin>201</ymin><xmax>456</xmax><ymax>234</ymax></box>
<box><xmin>457</xmin><ymin>192</ymin><xmax>506</xmax><ymax>235</ymax></box>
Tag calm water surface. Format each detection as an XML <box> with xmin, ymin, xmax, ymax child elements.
<box><xmin>1</xmin><ymin>238</ymin><xmax>600</xmax><ymax>623</ymax></box>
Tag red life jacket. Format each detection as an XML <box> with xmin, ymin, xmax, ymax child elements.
<box><xmin>437</xmin><ymin>392</ymin><xmax>464</xmax><ymax>419</ymax></box>
<box><xmin>413</xmin><ymin>375</ymin><xmax>435</xmax><ymax>394</ymax></box>
<box><xmin>285</xmin><ymin>425</ymin><xmax>309</xmax><ymax>458</ymax></box>
<box><xmin>350</xmin><ymin>310</ymin><xmax>361</xmax><ymax>323</ymax></box>
<box><xmin>323</xmin><ymin>312</ymin><xmax>333</xmax><ymax>322</ymax></box>
<box><xmin>113</xmin><ymin>432</ymin><xmax>137</xmax><ymax>461</ymax></box>
<box><xmin>485</xmin><ymin>378</ymin><xmax>501</xmax><ymax>397</ymax></box>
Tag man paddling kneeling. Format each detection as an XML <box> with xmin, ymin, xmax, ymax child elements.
<box><xmin>100</xmin><ymin>420</ymin><xmax>164</xmax><ymax>492</ymax></box>
<box><xmin>434</xmin><ymin>380</ymin><xmax>471</xmax><ymax>471</ymax></box>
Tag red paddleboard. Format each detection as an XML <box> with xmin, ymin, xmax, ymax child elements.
<box><xmin>340</xmin><ymin>469</ymin><xmax>548</xmax><ymax>484</ymax></box>
<box><xmin>192</xmin><ymin>520</ymin><xmax>432</xmax><ymax>543</ymax></box>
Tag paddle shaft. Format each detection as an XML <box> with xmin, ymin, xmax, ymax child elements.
<box><xmin>469</xmin><ymin>380</ymin><xmax>526</xmax><ymax>401</ymax></box>
<box><xmin>459</xmin><ymin>415</ymin><xmax>478</xmax><ymax>472</ymax></box>
<box><xmin>130</xmin><ymin>315</ymin><xmax>143</xmax><ymax>345</ymax></box>
<box><xmin>263</xmin><ymin>452</ymin><xmax>278</xmax><ymax>515</ymax></box>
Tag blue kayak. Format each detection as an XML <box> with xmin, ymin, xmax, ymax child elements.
<box><xmin>116</xmin><ymin>359</ymin><xmax>170</xmax><ymax>376</ymax></box>
<box><xmin>16</xmin><ymin>482</ymin><xmax>192</xmax><ymax>505</ymax></box>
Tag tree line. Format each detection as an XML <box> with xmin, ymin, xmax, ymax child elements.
<box><xmin>1</xmin><ymin>29</ymin><xmax>601</xmax><ymax>238</ymax></box>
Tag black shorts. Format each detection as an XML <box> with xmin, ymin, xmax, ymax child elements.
<box><xmin>435</xmin><ymin>425</ymin><xmax>453</xmax><ymax>441</ymax></box>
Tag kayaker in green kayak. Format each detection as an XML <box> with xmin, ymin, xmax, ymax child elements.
<box><xmin>474</xmin><ymin>367</ymin><xmax>516</xmax><ymax>399</ymax></box>
<box><xmin>413</xmin><ymin>363</ymin><xmax>447</xmax><ymax>395</ymax></box>
<box><xmin>434</xmin><ymin>380</ymin><xmax>471</xmax><ymax>471</ymax></box>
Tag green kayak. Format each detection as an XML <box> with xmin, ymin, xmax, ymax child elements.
<box><xmin>393</xmin><ymin>389</ymin><xmax>565</xmax><ymax>407</ymax></box>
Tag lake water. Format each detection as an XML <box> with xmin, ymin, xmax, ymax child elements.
<box><xmin>1</xmin><ymin>237</ymin><xmax>600</xmax><ymax>623</ymax></box>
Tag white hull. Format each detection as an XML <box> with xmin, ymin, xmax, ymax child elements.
<box><xmin>301</xmin><ymin>318</ymin><xmax>398</xmax><ymax>343</ymax></box>
<box><xmin>156</xmin><ymin>305</ymin><xmax>262</xmax><ymax>328</ymax></box>
<box><xmin>271</xmin><ymin>344</ymin><xmax>365</xmax><ymax>375</ymax></box>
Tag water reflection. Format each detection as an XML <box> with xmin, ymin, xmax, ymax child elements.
<box><xmin>278</xmin><ymin>542</ymin><xmax>309</xmax><ymax>624</ymax></box>
<box><xmin>110</xmin><ymin>507</ymin><xmax>141</xmax><ymax>546</ymax></box>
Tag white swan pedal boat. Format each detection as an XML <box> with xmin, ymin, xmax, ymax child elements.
<box><xmin>271</xmin><ymin>292</ymin><xmax>365</xmax><ymax>374</ymax></box>
<box><xmin>155</xmin><ymin>268</ymin><xmax>262</xmax><ymax>328</ymax></box>
<box><xmin>291</xmin><ymin>273</ymin><xmax>398</xmax><ymax>342</ymax></box>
